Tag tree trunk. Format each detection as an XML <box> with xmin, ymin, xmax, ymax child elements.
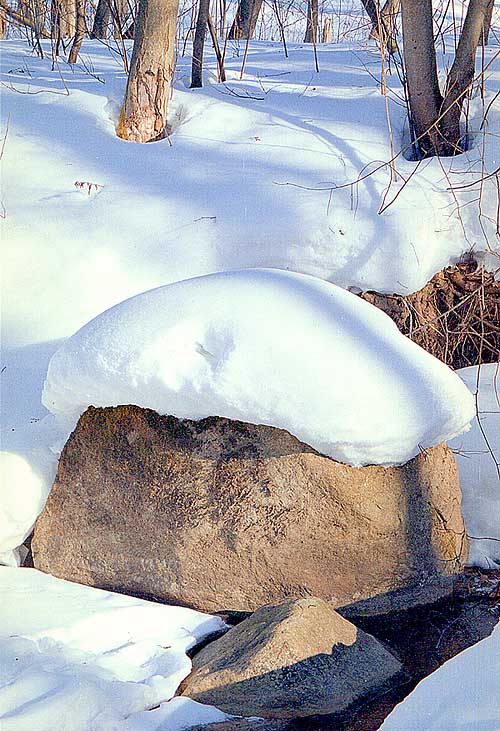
<box><xmin>117</xmin><ymin>0</ymin><xmax>180</xmax><ymax>143</ymax></box>
<box><xmin>207</xmin><ymin>14</ymin><xmax>226</xmax><ymax>82</ymax></box>
<box><xmin>379</xmin><ymin>0</ymin><xmax>400</xmax><ymax>53</ymax></box>
<box><xmin>228</xmin><ymin>0</ymin><xmax>263</xmax><ymax>40</ymax></box>
<box><xmin>481</xmin><ymin>0</ymin><xmax>494</xmax><ymax>45</ymax></box>
<box><xmin>363</xmin><ymin>0</ymin><xmax>399</xmax><ymax>54</ymax></box>
<box><xmin>322</xmin><ymin>16</ymin><xmax>332</xmax><ymax>43</ymax></box>
<box><xmin>68</xmin><ymin>0</ymin><xmax>85</xmax><ymax>62</ymax></box>
<box><xmin>91</xmin><ymin>0</ymin><xmax>110</xmax><ymax>38</ymax></box>
<box><xmin>401</xmin><ymin>0</ymin><xmax>443</xmax><ymax>157</ymax></box>
<box><xmin>304</xmin><ymin>0</ymin><xmax>318</xmax><ymax>43</ymax></box>
<box><xmin>191</xmin><ymin>0</ymin><xmax>209</xmax><ymax>88</ymax></box>
<box><xmin>439</xmin><ymin>0</ymin><xmax>492</xmax><ymax>152</ymax></box>
<box><xmin>59</xmin><ymin>0</ymin><xmax>76</xmax><ymax>37</ymax></box>
<box><xmin>0</xmin><ymin>7</ymin><xmax>6</xmax><ymax>37</ymax></box>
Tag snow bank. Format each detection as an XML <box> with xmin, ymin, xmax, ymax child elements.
<box><xmin>380</xmin><ymin>622</ymin><xmax>500</xmax><ymax>730</ymax></box>
<box><xmin>450</xmin><ymin>364</ymin><xmax>500</xmax><ymax>569</ymax></box>
<box><xmin>42</xmin><ymin>269</ymin><xmax>474</xmax><ymax>467</ymax></box>
<box><xmin>0</xmin><ymin>454</ymin><xmax>47</xmax><ymax>566</ymax></box>
<box><xmin>0</xmin><ymin>568</ymin><xmax>229</xmax><ymax>731</ymax></box>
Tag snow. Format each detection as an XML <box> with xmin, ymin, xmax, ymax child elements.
<box><xmin>451</xmin><ymin>364</ymin><xmax>500</xmax><ymax>569</ymax></box>
<box><xmin>0</xmin><ymin>454</ymin><xmax>47</xmax><ymax>566</ymax></box>
<box><xmin>1</xmin><ymin>37</ymin><xmax>499</xmax><ymax>348</ymax></box>
<box><xmin>1</xmin><ymin>18</ymin><xmax>499</xmax><ymax>729</ymax></box>
<box><xmin>380</xmin><ymin>622</ymin><xmax>500</xmax><ymax>731</ymax></box>
<box><xmin>42</xmin><ymin>268</ymin><xmax>474</xmax><ymax>467</ymax></box>
<box><xmin>0</xmin><ymin>567</ymin><xmax>229</xmax><ymax>731</ymax></box>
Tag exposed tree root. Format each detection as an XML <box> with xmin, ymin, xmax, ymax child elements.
<box><xmin>361</xmin><ymin>257</ymin><xmax>500</xmax><ymax>369</ymax></box>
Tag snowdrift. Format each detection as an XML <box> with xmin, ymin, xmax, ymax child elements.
<box><xmin>0</xmin><ymin>568</ymin><xmax>228</xmax><ymax>730</ymax></box>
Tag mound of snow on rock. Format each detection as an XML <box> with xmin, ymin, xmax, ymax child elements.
<box><xmin>450</xmin><ymin>364</ymin><xmax>500</xmax><ymax>568</ymax></box>
<box><xmin>0</xmin><ymin>568</ymin><xmax>228</xmax><ymax>731</ymax></box>
<box><xmin>380</xmin><ymin>622</ymin><xmax>500</xmax><ymax>730</ymax></box>
<box><xmin>43</xmin><ymin>269</ymin><xmax>474</xmax><ymax>466</ymax></box>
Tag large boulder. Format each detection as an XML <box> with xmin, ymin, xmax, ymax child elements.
<box><xmin>180</xmin><ymin>597</ymin><xmax>404</xmax><ymax>718</ymax></box>
<box><xmin>32</xmin><ymin>405</ymin><xmax>468</xmax><ymax>614</ymax></box>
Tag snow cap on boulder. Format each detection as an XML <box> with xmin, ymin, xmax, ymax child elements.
<box><xmin>42</xmin><ymin>269</ymin><xmax>474</xmax><ymax>466</ymax></box>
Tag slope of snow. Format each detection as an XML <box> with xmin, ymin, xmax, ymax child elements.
<box><xmin>380</xmin><ymin>622</ymin><xmax>500</xmax><ymax>731</ymax></box>
<box><xmin>1</xmin><ymin>37</ymin><xmax>499</xmax><ymax>348</ymax></box>
<box><xmin>42</xmin><ymin>269</ymin><xmax>474</xmax><ymax>466</ymax></box>
<box><xmin>451</xmin><ymin>364</ymin><xmax>500</xmax><ymax>568</ymax></box>
<box><xmin>0</xmin><ymin>568</ymin><xmax>229</xmax><ymax>731</ymax></box>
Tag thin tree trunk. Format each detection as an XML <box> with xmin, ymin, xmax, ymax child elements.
<box><xmin>229</xmin><ymin>0</ymin><xmax>263</xmax><ymax>40</ymax></box>
<box><xmin>68</xmin><ymin>0</ymin><xmax>85</xmax><ymax>62</ymax></box>
<box><xmin>91</xmin><ymin>0</ymin><xmax>110</xmax><ymax>38</ymax></box>
<box><xmin>481</xmin><ymin>0</ymin><xmax>494</xmax><ymax>45</ymax></box>
<box><xmin>0</xmin><ymin>7</ymin><xmax>6</xmax><ymax>36</ymax></box>
<box><xmin>439</xmin><ymin>0</ymin><xmax>492</xmax><ymax>151</ymax></box>
<box><xmin>304</xmin><ymin>0</ymin><xmax>318</xmax><ymax>43</ymax></box>
<box><xmin>207</xmin><ymin>13</ymin><xmax>226</xmax><ymax>82</ymax></box>
<box><xmin>191</xmin><ymin>0</ymin><xmax>209</xmax><ymax>87</ymax></box>
<box><xmin>401</xmin><ymin>0</ymin><xmax>443</xmax><ymax>157</ymax></box>
<box><xmin>117</xmin><ymin>0</ymin><xmax>179</xmax><ymax>143</ymax></box>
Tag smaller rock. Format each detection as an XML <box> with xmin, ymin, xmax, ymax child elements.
<box><xmin>180</xmin><ymin>597</ymin><xmax>404</xmax><ymax>719</ymax></box>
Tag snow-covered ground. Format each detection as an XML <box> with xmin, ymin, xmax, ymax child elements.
<box><xmin>0</xmin><ymin>568</ymin><xmax>229</xmax><ymax>730</ymax></box>
<box><xmin>1</xmin><ymin>17</ymin><xmax>499</xmax><ymax>730</ymax></box>
<box><xmin>1</xmin><ymin>36</ymin><xmax>499</xmax><ymax>349</ymax></box>
<box><xmin>380</xmin><ymin>622</ymin><xmax>500</xmax><ymax>731</ymax></box>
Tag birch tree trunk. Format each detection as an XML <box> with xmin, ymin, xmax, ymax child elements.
<box><xmin>117</xmin><ymin>0</ymin><xmax>180</xmax><ymax>143</ymax></box>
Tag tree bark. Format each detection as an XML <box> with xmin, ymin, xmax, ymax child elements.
<box><xmin>0</xmin><ymin>7</ymin><xmax>6</xmax><ymax>37</ymax></box>
<box><xmin>304</xmin><ymin>0</ymin><xmax>318</xmax><ymax>43</ymax></box>
<box><xmin>439</xmin><ymin>0</ymin><xmax>492</xmax><ymax>151</ymax></box>
<box><xmin>191</xmin><ymin>0</ymin><xmax>209</xmax><ymax>87</ymax></box>
<box><xmin>117</xmin><ymin>0</ymin><xmax>180</xmax><ymax>143</ymax></box>
<box><xmin>68</xmin><ymin>0</ymin><xmax>85</xmax><ymax>63</ymax></box>
<box><xmin>91</xmin><ymin>0</ymin><xmax>110</xmax><ymax>38</ymax></box>
<box><xmin>228</xmin><ymin>0</ymin><xmax>263</xmax><ymax>40</ymax></box>
<box><xmin>401</xmin><ymin>0</ymin><xmax>443</xmax><ymax>157</ymax></box>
